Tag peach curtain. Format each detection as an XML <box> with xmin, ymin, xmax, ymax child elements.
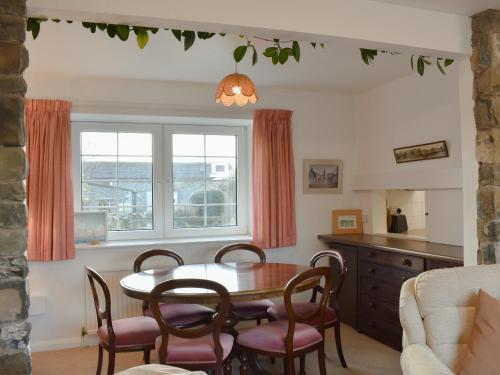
<box><xmin>252</xmin><ymin>109</ymin><xmax>296</xmax><ymax>249</ymax></box>
<box><xmin>26</xmin><ymin>99</ymin><xmax>75</xmax><ymax>261</ymax></box>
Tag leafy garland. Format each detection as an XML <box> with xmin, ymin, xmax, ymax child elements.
<box><xmin>360</xmin><ymin>48</ymin><xmax>454</xmax><ymax>76</ymax></box>
<box><xmin>27</xmin><ymin>18</ymin><xmax>453</xmax><ymax>75</ymax></box>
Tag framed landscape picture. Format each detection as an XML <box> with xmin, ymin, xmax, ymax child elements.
<box><xmin>393</xmin><ymin>140</ymin><xmax>449</xmax><ymax>164</ymax></box>
<box><xmin>332</xmin><ymin>209</ymin><xmax>363</xmax><ymax>234</ymax></box>
<box><xmin>303</xmin><ymin>159</ymin><xmax>343</xmax><ymax>194</ymax></box>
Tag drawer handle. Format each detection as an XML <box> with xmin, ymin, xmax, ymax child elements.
<box><xmin>368</xmin><ymin>267</ymin><xmax>375</xmax><ymax>275</ymax></box>
<box><xmin>368</xmin><ymin>252</ymin><xmax>376</xmax><ymax>258</ymax></box>
<box><xmin>401</xmin><ymin>258</ymin><xmax>413</xmax><ymax>267</ymax></box>
<box><xmin>369</xmin><ymin>284</ymin><xmax>378</xmax><ymax>291</ymax></box>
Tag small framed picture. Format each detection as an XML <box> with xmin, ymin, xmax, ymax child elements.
<box><xmin>332</xmin><ymin>209</ymin><xmax>363</xmax><ymax>234</ymax></box>
<box><xmin>393</xmin><ymin>140</ymin><xmax>449</xmax><ymax>164</ymax></box>
<box><xmin>303</xmin><ymin>159</ymin><xmax>343</xmax><ymax>194</ymax></box>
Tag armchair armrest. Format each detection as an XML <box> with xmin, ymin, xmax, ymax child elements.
<box><xmin>401</xmin><ymin>344</ymin><xmax>454</xmax><ymax>375</ymax></box>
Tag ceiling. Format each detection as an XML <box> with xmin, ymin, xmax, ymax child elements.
<box><xmin>25</xmin><ymin>22</ymin><xmax>462</xmax><ymax>94</ymax></box>
<box><xmin>372</xmin><ymin>0</ymin><xmax>499</xmax><ymax>16</ymax></box>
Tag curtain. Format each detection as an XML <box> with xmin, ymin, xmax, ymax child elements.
<box><xmin>26</xmin><ymin>99</ymin><xmax>75</xmax><ymax>261</ymax></box>
<box><xmin>252</xmin><ymin>109</ymin><xmax>296</xmax><ymax>249</ymax></box>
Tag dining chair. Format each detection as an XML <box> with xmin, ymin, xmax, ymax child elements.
<box><xmin>149</xmin><ymin>278</ymin><xmax>235</xmax><ymax>375</ymax></box>
<box><xmin>214</xmin><ymin>243</ymin><xmax>274</xmax><ymax>325</ymax></box>
<box><xmin>237</xmin><ymin>266</ymin><xmax>334</xmax><ymax>375</ymax></box>
<box><xmin>133</xmin><ymin>249</ymin><xmax>215</xmax><ymax>328</ymax></box>
<box><xmin>267</xmin><ymin>250</ymin><xmax>348</xmax><ymax>368</ymax></box>
<box><xmin>85</xmin><ymin>266</ymin><xmax>161</xmax><ymax>375</ymax></box>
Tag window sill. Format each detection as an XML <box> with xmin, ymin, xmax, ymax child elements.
<box><xmin>75</xmin><ymin>235</ymin><xmax>253</xmax><ymax>251</ymax></box>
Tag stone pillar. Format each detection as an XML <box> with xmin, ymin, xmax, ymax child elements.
<box><xmin>0</xmin><ymin>0</ymin><xmax>30</xmax><ymax>374</ymax></box>
<box><xmin>473</xmin><ymin>9</ymin><xmax>500</xmax><ymax>264</ymax></box>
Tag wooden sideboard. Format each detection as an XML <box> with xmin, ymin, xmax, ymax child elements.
<box><xmin>318</xmin><ymin>234</ymin><xmax>463</xmax><ymax>351</ymax></box>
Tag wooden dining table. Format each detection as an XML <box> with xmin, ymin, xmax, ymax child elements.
<box><xmin>120</xmin><ymin>261</ymin><xmax>314</xmax><ymax>374</ymax></box>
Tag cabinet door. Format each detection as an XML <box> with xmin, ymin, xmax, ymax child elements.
<box><xmin>329</xmin><ymin>243</ymin><xmax>357</xmax><ymax>329</ymax></box>
<box><xmin>425</xmin><ymin>189</ymin><xmax>463</xmax><ymax>246</ymax></box>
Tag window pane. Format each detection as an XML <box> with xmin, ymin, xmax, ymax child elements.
<box><xmin>207</xmin><ymin>204</ymin><xmax>236</xmax><ymax>226</ymax></box>
<box><xmin>206</xmin><ymin>157</ymin><xmax>236</xmax><ymax>179</ymax></box>
<box><xmin>172</xmin><ymin>134</ymin><xmax>204</xmax><ymax>156</ymax></box>
<box><xmin>206</xmin><ymin>180</ymin><xmax>236</xmax><ymax>204</ymax></box>
<box><xmin>173</xmin><ymin>205</ymin><xmax>205</xmax><ymax>228</ymax></box>
<box><xmin>173</xmin><ymin>157</ymin><xmax>205</xmax><ymax>179</ymax></box>
<box><xmin>118</xmin><ymin>156</ymin><xmax>152</xmax><ymax>180</ymax></box>
<box><xmin>173</xmin><ymin>180</ymin><xmax>205</xmax><ymax>204</ymax></box>
<box><xmin>82</xmin><ymin>132</ymin><xmax>117</xmax><ymax>155</ymax></box>
<box><xmin>206</xmin><ymin>135</ymin><xmax>236</xmax><ymax>157</ymax></box>
<box><xmin>82</xmin><ymin>156</ymin><xmax>117</xmax><ymax>181</ymax></box>
<box><xmin>119</xmin><ymin>133</ymin><xmax>152</xmax><ymax>156</ymax></box>
<box><xmin>171</xmin><ymin>133</ymin><xmax>238</xmax><ymax>230</ymax></box>
<box><xmin>80</xmin><ymin>131</ymin><xmax>154</xmax><ymax>232</ymax></box>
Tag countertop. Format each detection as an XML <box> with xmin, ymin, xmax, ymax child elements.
<box><xmin>318</xmin><ymin>233</ymin><xmax>463</xmax><ymax>262</ymax></box>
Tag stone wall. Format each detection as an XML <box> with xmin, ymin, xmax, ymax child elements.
<box><xmin>473</xmin><ymin>9</ymin><xmax>500</xmax><ymax>264</ymax></box>
<box><xmin>0</xmin><ymin>0</ymin><xmax>30</xmax><ymax>374</ymax></box>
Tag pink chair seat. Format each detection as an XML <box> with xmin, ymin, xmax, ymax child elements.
<box><xmin>97</xmin><ymin>316</ymin><xmax>160</xmax><ymax>347</ymax></box>
<box><xmin>237</xmin><ymin>320</ymin><xmax>322</xmax><ymax>353</ymax></box>
<box><xmin>233</xmin><ymin>299</ymin><xmax>274</xmax><ymax>319</ymax></box>
<box><xmin>144</xmin><ymin>303</ymin><xmax>214</xmax><ymax>327</ymax></box>
<box><xmin>267</xmin><ymin>302</ymin><xmax>338</xmax><ymax>327</ymax></box>
<box><xmin>155</xmin><ymin>333</ymin><xmax>234</xmax><ymax>364</ymax></box>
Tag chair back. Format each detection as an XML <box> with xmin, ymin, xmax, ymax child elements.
<box><xmin>214</xmin><ymin>243</ymin><xmax>266</xmax><ymax>264</ymax></box>
<box><xmin>133</xmin><ymin>249</ymin><xmax>184</xmax><ymax>273</ymax></box>
<box><xmin>283</xmin><ymin>267</ymin><xmax>334</xmax><ymax>350</ymax></box>
<box><xmin>149</xmin><ymin>279</ymin><xmax>230</xmax><ymax>364</ymax></box>
<box><xmin>85</xmin><ymin>266</ymin><xmax>114</xmax><ymax>338</ymax></box>
<box><xmin>309</xmin><ymin>250</ymin><xmax>346</xmax><ymax>309</ymax></box>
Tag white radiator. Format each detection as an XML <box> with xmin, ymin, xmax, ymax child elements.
<box><xmin>84</xmin><ymin>268</ymin><xmax>143</xmax><ymax>334</ymax></box>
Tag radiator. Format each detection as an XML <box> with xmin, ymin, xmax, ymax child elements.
<box><xmin>84</xmin><ymin>268</ymin><xmax>143</xmax><ymax>334</ymax></box>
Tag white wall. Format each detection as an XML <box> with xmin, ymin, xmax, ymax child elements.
<box><xmin>352</xmin><ymin>65</ymin><xmax>465</xmax><ymax>248</ymax></box>
<box><xmin>25</xmin><ymin>73</ymin><xmax>359</xmax><ymax>351</ymax></box>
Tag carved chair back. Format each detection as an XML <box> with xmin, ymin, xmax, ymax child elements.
<box><xmin>214</xmin><ymin>243</ymin><xmax>266</xmax><ymax>264</ymax></box>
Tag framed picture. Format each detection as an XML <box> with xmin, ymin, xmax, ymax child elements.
<box><xmin>303</xmin><ymin>159</ymin><xmax>343</xmax><ymax>194</ymax></box>
<box><xmin>393</xmin><ymin>140</ymin><xmax>449</xmax><ymax>164</ymax></box>
<box><xmin>332</xmin><ymin>209</ymin><xmax>363</xmax><ymax>234</ymax></box>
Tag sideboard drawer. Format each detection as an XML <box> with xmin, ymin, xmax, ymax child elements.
<box><xmin>359</xmin><ymin>293</ymin><xmax>399</xmax><ymax>323</ymax></box>
<box><xmin>359</xmin><ymin>315</ymin><xmax>402</xmax><ymax>351</ymax></box>
<box><xmin>359</xmin><ymin>277</ymin><xmax>401</xmax><ymax>305</ymax></box>
<box><xmin>359</xmin><ymin>248</ymin><xmax>424</xmax><ymax>272</ymax></box>
<box><xmin>359</xmin><ymin>261</ymin><xmax>415</xmax><ymax>286</ymax></box>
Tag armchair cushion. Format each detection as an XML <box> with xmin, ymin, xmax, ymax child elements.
<box><xmin>401</xmin><ymin>344</ymin><xmax>454</xmax><ymax>375</ymax></box>
<box><xmin>116</xmin><ymin>364</ymin><xmax>206</xmax><ymax>375</ymax></box>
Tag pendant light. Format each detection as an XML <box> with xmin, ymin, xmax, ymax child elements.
<box><xmin>215</xmin><ymin>65</ymin><xmax>259</xmax><ymax>107</ymax></box>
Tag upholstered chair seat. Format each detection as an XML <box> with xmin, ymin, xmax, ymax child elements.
<box><xmin>116</xmin><ymin>364</ymin><xmax>206</xmax><ymax>375</ymax></box>
<box><xmin>232</xmin><ymin>299</ymin><xmax>274</xmax><ymax>319</ymax></box>
<box><xmin>267</xmin><ymin>302</ymin><xmax>337</xmax><ymax>327</ymax></box>
<box><xmin>144</xmin><ymin>303</ymin><xmax>214</xmax><ymax>327</ymax></box>
<box><xmin>97</xmin><ymin>316</ymin><xmax>160</xmax><ymax>347</ymax></box>
<box><xmin>155</xmin><ymin>333</ymin><xmax>234</xmax><ymax>364</ymax></box>
<box><xmin>238</xmin><ymin>320</ymin><xmax>322</xmax><ymax>353</ymax></box>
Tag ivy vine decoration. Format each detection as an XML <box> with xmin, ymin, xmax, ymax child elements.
<box><xmin>26</xmin><ymin>17</ymin><xmax>322</xmax><ymax>66</ymax></box>
<box><xmin>359</xmin><ymin>48</ymin><xmax>454</xmax><ymax>76</ymax></box>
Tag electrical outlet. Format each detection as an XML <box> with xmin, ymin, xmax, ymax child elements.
<box><xmin>81</xmin><ymin>326</ymin><xmax>88</xmax><ymax>337</ymax></box>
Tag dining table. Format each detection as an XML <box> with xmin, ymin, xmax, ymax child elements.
<box><xmin>120</xmin><ymin>261</ymin><xmax>314</xmax><ymax>375</ymax></box>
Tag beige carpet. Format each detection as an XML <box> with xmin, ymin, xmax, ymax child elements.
<box><xmin>32</xmin><ymin>324</ymin><xmax>402</xmax><ymax>375</ymax></box>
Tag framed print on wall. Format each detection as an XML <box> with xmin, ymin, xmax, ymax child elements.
<box><xmin>303</xmin><ymin>159</ymin><xmax>343</xmax><ymax>194</ymax></box>
<box><xmin>332</xmin><ymin>209</ymin><xmax>363</xmax><ymax>234</ymax></box>
<box><xmin>393</xmin><ymin>140</ymin><xmax>449</xmax><ymax>164</ymax></box>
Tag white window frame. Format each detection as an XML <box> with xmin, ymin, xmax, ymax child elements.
<box><xmin>72</xmin><ymin>117</ymin><xmax>249</xmax><ymax>241</ymax></box>
<box><xmin>164</xmin><ymin>124</ymin><xmax>248</xmax><ymax>238</ymax></box>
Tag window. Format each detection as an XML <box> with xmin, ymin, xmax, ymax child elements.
<box><xmin>72</xmin><ymin>120</ymin><xmax>248</xmax><ymax>241</ymax></box>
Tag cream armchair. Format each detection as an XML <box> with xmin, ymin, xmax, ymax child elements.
<box><xmin>399</xmin><ymin>264</ymin><xmax>500</xmax><ymax>375</ymax></box>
